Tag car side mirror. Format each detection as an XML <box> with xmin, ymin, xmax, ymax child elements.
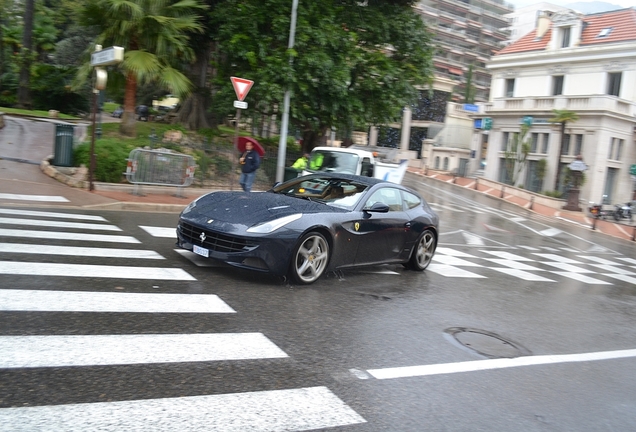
<box><xmin>364</xmin><ymin>202</ymin><xmax>389</xmax><ymax>213</ymax></box>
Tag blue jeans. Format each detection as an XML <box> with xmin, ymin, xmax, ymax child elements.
<box><xmin>239</xmin><ymin>171</ymin><xmax>256</xmax><ymax>192</ymax></box>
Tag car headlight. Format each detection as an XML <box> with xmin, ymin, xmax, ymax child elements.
<box><xmin>182</xmin><ymin>193</ymin><xmax>211</xmax><ymax>215</ymax></box>
<box><xmin>246</xmin><ymin>213</ymin><xmax>302</xmax><ymax>234</ymax></box>
<box><xmin>182</xmin><ymin>200</ymin><xmax>198</xmax><ymax>215</ymax></box>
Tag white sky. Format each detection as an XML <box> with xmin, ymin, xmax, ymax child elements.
<box><xmin>508</xmin><ymin>0</ymin><xmax>635</xmax><ymax>7</ymax></box>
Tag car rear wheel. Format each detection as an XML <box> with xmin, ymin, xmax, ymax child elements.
<box><xmin>407</xmin><ymin>229</ymin><xmax>436</xmax><ymax>271</ymax></box>
<box><xmin>290</xmin><ymin>232</ymin><xmax>329</xmax><ymax>284</ymax></box>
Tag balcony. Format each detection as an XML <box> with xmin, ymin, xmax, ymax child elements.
<box><xmin>483</xmin><ymin>95</ymin><xmax>636</xmax><ymax>117</ymax></box>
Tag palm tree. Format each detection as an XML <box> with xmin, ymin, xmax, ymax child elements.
<box><xmin>16</xmin><ymin>0</ymin><xmax>34</xmax><ymax>109</ymax></box>
<box><xmin>549</xmin><ymin>109</ymin><xmax>579</xmax><ymax>192</ymax></box>
<box><xmin>82</xmin><ymin>0</ymin><xmax>207</xmax><ymax>136</ymax></box>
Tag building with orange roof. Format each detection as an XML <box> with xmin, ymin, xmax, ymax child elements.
<box><xmin>473</xmin><ymin>7</ymin><xmax>636</xmax><ymax>205</ymax></box>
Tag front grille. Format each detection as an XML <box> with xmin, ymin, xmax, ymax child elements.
<box><xmin>179</xmin><ymin>221</ymin><xmax>254</xmax><ymax>253</ymax></box>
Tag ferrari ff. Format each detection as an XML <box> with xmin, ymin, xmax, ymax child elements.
<box><xmin>176</xmin><ymin>173</ymin><xmax>439</xmax><ymax>284</ymax></box>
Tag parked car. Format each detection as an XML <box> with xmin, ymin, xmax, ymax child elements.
<box><xmin>135</xmin><ymin>105</ymin><xmax>149</xmax><ymax>121</ymax></box>
<box><xmin>176</xmin><ymin>173</ymin><xmax>439</xmax><ymax>284</ymax></box>
<box><xmin>111</xmin><ymin>106</ymin><xmax>123</xmax><ymax>118</ymax></box>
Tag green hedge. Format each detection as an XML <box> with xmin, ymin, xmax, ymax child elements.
<box><xmin>74</xmin><ymin>140</ymin><xmax>136</xmax><ymax>183</ymax></box>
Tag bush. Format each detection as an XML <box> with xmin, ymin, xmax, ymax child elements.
<box><xmin>543</xmin><ymin>190</ymin><xmax>563</xmax><ymax>199</ymax></box>
<box><xmin>74</xmin><ymin>139</ymin><xmax>136</xmax><ymax>183</ymax></box>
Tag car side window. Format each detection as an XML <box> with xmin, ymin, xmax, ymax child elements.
<box><xmin>401</xmin><ymin>190</ymin><xmax>421</xmax><ymax>210</ymax></box>
<box><xmin>364</xmin><ymin>188</ymin><xmax>403</xmax><ymax>212</ymax></box>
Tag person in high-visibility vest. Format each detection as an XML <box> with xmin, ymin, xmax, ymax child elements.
<box><xmin>309</xmin><ymin>152</ymin><xmax>324</xmax><ymax>170</ymax></box>
<box><xmin>291</xmin><ymin>153</ymin><xmax>310</xmax><ymax>171</ymax></box>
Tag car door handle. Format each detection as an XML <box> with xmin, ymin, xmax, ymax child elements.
<box><xmin>404</xmin><ymin>222</ymin><xmax>412</xmax><ymax>228</ymax></box>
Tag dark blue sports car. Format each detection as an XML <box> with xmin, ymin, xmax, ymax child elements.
<box><xmin>176</xmin><ymin>173</ymin><xmax>439</xmax><ymax>284</ymax></box>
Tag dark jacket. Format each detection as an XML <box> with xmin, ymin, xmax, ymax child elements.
<box><xmin>241</xmin><ymin>150</ymin><xmax>260</xmax><ymax>174</ymax></box>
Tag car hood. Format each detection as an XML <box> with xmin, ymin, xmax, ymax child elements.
<box><xmin>182</xmin><ymin>191</ymin><xmax>345</xmax><ymax>231</ymax></box>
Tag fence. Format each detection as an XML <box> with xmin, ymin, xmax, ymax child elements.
<box><xmin>125</xmin><ymin>148</ymin><xmax>196</xmax><ymax>196</ymax></box>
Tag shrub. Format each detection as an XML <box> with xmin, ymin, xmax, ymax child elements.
<box><xmin>74</xmin><ymin>139</ymin><xmax>136</xmax><ymax>183</ymax></box>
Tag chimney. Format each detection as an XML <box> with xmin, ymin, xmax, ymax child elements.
<box><xmin>536</xmin><ymin>10</ymin><xmax>552</xmax><ymax>39</ymax></box>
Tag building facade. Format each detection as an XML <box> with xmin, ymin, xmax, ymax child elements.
<box><xmin>479</xmin><ymin>7</ymin><xmax>636</xmax><ymax>204</ymax></box>
<box><xmin>416</xmin><ymin>0</ymin><xmax>514</xmax><ymax>103</ymax></box>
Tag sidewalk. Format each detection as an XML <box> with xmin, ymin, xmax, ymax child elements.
<box><xmin>405</xmin><ymin>167</ymin><xmax>636</xmax><ymax>243</ymax></box>
<box><xmin>31</xmin><ymin>158</ymin><xmax>635</xmax><ymax>243</ymax></box>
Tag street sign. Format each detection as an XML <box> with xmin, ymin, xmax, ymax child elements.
<box><xmin>463</xmin><ymin>104</ymin><xmax>479</xmax><ymax>112</ymax></box>
<box><xmin>522</xmin><ymin>116</ymin><xmax>533</xmax><ymax>126</ymax></box>
<box><xmin>90</xmin><ymin>46</ymin><xmax>124</xmax><ymax>66</ymax></box>
<box><xmin>230</xmin><ymin>77</ymin><xmax>254</xmax><ymax>102</ymax></box>
<box><xmin>233</xmin><ymin>100</ymin><xmax>248</xmax><ymax>109</ymax></box>
<box><xmin>569</xmin><ymin>160</ymin><xmax>587</xmax><ymax>171</ymax></box>
<box><xmin>483</xmin><ymin>118</ymin><xmax>492</xmax><ymax>130</ymax></box>
<box><xmin>630</xmin><ymin>164</ymin><xmax>636</xmax><ymax>176</ymax></box>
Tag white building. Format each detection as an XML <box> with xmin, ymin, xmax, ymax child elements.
<box><xmin>503</xmin><ymin>2</ymin><xmax>569</xmax><ymax>44</ymax></box>
<box><xmin>478</xmin><ymin>7</ymin><xmax>636</xmax><ymax>204</ymax></box>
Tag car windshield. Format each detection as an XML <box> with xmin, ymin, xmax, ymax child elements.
<box><xmin>308</xmin><ymin>151</ymin><xmax>359</xmax><ymax>174</ymax></box>
<box><xmin>272</xmin><ymin>176</ymin><xmax>369</xmax><ymax>210</ymax></box>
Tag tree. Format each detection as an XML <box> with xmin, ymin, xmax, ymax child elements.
<box><xmin>80</xmin><ymin>0</ymin><xmax>207</xmax><ymax>136</ymax></box>
<box><xmin>16</xmin><ymin>0</ymin><xmax>35</xmax><ymax>109</ymax></box>
<box><xmin>549</xmin><ymin>108</ymin><xmax>579</xmax><ymax>192</ymax></box>
<box><xmin>213</xmin><ymin>0</ymin><xmax>434</xmax><ymax>150</ymax></box>
<box><xmin>503</xmin><ymin>122</ymin><xmax>530</xmax><ymax>186</ymax></box>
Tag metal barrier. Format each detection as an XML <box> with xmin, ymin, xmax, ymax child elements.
<box><xmin>125</xmin><ymin>148</ymin><xmax>196</xmax><ymax>196</ymax></box>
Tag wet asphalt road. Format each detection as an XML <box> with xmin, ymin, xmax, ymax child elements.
<box><xmin>1</xmin><ymin>176</ymin><xmax>636</xmax><ymax>430</ymax></box>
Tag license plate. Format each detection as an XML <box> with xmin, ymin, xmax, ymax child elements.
<box><xmin>193</xmin><ymin>245</ymin><xmax>209</xmax><ymax>258</ymax></box>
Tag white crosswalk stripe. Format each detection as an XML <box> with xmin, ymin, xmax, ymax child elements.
<box><xmin>0</xmin><ymin>387</ymin><xmax>366</xmax><ymax>432</ymax></box>
<box><xmin>0</xmin><ymin>289</ymin><xmax>235</xmax><ymax>313</ymax></box>
<box><xmin>0</xmin><ymin>261</ymin><xmax>195</xmax><ymax>280</ymax></box>
<box><xmin>0</xmin><ymin>216</ymin><xmax>121</xmax><ymax>231</ymax></box>
<box><xmin>0</xmin><ymin>212</ymin><xmax>366</xmax><ymax>430</ymax></box>
<box><xmin>0</xmin><ymin>228</ymin><xmax>140</xmax><ymax>243</ymax></box>
<box><xmin>0</xmin><ymin>243</ymin><xmax>164</xmax><ymax>259</ymax></box>
<box><xmin>0</xmin><ymin>193</ymin><xmax>69</xmax><ymax>202</ymax></box>
<box><xmin>140</xmin><ymin>225</ymin><xmax>176</xmax><ymax>238</ymax></box>
<box><xmin>0</xmin><ymin>208</ymin><xmax>107</xmax><ymax>221</ymax></box>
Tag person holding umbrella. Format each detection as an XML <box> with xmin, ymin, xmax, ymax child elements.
<box><xmin>239</xmin><ymin>141</ymin><xmax>261</xmax><ymax>192</ymax></box>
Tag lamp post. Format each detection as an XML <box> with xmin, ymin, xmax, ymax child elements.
<box><xmin>563</xmin><ymin>154</ymin><xmax>587</xmax><ymax>212</ymax></box>
<box><xmin>275</xmin><ymin>0</ymin><xmax>299</xmax><ymax>183</ymax></box>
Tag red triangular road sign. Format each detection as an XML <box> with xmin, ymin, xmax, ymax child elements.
<box><xmin>230</xmin><ymin>77</ymin><xmax>254</xmax><ymax>102</ymax></box>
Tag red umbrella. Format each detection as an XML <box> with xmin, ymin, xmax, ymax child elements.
<box><xmin>237</xmin><ymin>136</ymin><xmax>265</xmax><ymax>157</ymax></box>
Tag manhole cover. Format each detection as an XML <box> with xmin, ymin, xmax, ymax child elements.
<box><xmin>445</xmin><ymin>327</ymin><xmax>531</xmax><ymax>358</ymax></box>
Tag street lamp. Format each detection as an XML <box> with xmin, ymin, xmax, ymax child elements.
<box><xmin>276</xmin><ymin>0</ymin><xmax>299</xmax><ymax>183</ymax></box>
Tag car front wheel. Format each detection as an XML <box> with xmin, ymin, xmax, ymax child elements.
<box><xmin>407</xmin><ymin>229</ymin><xmax>436</xmax><ymax>271</ymax></box>
<box><xmin>290</xmin><ymin>232</ymin><xmax>329</xmax><ymax>284</ymax></box>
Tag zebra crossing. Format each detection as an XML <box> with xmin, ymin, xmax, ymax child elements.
<box><xmin>430</xmin><ymin>246</ymin><xmax>636</xmax><ymax>285</ymax></box>
<box><xmin>0</xmin><ymin>206</ymin><xmax>366</xmax><ymax>431</ymax></box>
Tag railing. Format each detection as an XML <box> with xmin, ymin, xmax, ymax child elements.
<box><xmin>125</xmin><ymin>148</ymin><xmax>197</xmax><ymax>196</ymax></box>
<box><xmin>485</xmin><ymin>95</ymin><xmax>636</xmax><ymax>117</ymax></box>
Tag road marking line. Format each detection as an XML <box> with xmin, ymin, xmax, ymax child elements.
<box><xmin>541</xmin><ymin>262</ymin><xmax>594</xmax><ymax>273</ymax></box>
<box><xmin>0</xmin><ymin>289</ymin><xmax>234</xmax><ymax>313</ymax></box>
<box><xmin>0</xmin><ymin>243</ymin><xmax>163</xmax><ymax>259</ymax></box>
<box><xmin>589</xmin><ymin>264</ymin><xmax>636</xmax><ymax>275</ymax></box>
<box><xmin>0</xmin><ymin>208</ymin><xmax>107</xmax><ymax>221</ymax></box>
<box><xmin>485</xmin><ymin>259</ymin><xmax>546</xmax><ymax>271</ymax></box>
<box><xmin>462</xmin><ymin>232</ymin><xmax>485</xmax><ymax>245</ymax></box>
<box><xmin>489</xmin><ymin>267</ymin><xmax>555</xmax><ymax>282</ymax></box>
<box><xmin>0</xmin><ymin>217</ymin><xmax>121</xmax><ymax>231</ymax></box>
<box><xmin>0</xmin><ymin>228</ymin><xmax>140</xmax><ymax>243</ymax></box>
<box><xmin>0</xmin><ymin>193</ymin><xmax>69</xmax><ymax>202</ymax></box>
<box><xmin>433</xmin><ymin>255</ymin><xmax>483</xmax><ymax>267</ymax></box>
<box><xmin>533</xmin><ymin>253</ymin><xmax>582</xmax><ymax>264</ymax></box>
<box><xmin>604</xmin><ymin>274</ymin><xmax>636</xmax><ymax>284</ymax></box>
<box><xmin>577</xmin><ymin>256</ymin><xmax>621</xmax><ymax>266</ymax></box>
<box><xmin>0</xmin><ymin>387</ymin><xmax>366</xmax><ymax>431</ymax></box>
<box><xmin>0</xmin><ymin>333</ymin><xmax>287</xmax><ymax>368</ymax></box>
<box><xmin>435</xmin><ymin>247</ymin><xmax>478</xmax><ymax>258</ymax></box>
<box><xmin>428</xmin><ymin>264</ymin><xmax>486</xmax><ymax>278</ymax></box>
<box><xmin>140</xmin><ymin>225</ymin><xmax>176</xmax><ymax>238</ymax></box>
<box><xmin>617</xmin><ymin>257</ymin><xmax>636</xmax><ymax>265</ymax></box>
<box><xmin>550</xmin><ymin>271</ymin><xmax>613</xmax><ymax>285</ymax></box>
<box><xmin>480</xmin><ymin>250</ymin><xmax>533</xmax><ymax>261</ymax></box>
<box><xmin>366</xmin><ymin>349</ymin><xmax>636</xmax><ymax>380</ymax></box>
<box><xmin>0</xmin><ymin>262</ymin><xmax>194</xmax><ymax>280</ymax></box>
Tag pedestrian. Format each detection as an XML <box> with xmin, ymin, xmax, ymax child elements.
<box><xmin>291</xmin><ymin>153</ymin><xmax>310</xmax><ymax>171</ymax></box>
<box><xmin>239</xmin><ymin>141</ymin><xmax>260</xmax><ymax>192</ymax></box>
